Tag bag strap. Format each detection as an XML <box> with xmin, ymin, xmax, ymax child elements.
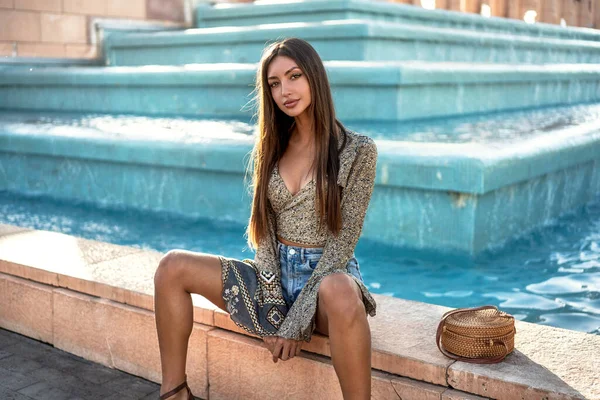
<box><xmin>435</xmin><ymin>305</ymin><xmax>512</xmax><ymax>364</ymax></box>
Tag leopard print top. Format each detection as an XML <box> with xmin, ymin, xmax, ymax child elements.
<box><xmin>251</xmin><ymin>129</ymin><xmax>378</xmax><ymax>342</ymax></box>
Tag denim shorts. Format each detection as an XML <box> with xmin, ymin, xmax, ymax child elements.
<box><xmin>278</xmin><ymin>240</ymin><xmax>363</xmax><ymax>308</ymax></box>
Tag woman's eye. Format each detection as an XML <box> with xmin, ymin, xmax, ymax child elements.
<box><xmin>270</xmin><ymin>82</ymin><xmax>279</xmax><ymax>88</ymax></box>
<box><xmin>291</xmin><ymin>73</ymin><xmax>302</xmax><ymax>80</ymax></box>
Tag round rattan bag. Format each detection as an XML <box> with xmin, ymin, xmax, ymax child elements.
<box><xmin>436</xmin><ymin>305</ymin><xmax>516</xmax><ymax>364</ymax></box>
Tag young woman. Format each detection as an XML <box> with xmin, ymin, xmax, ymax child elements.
<box><xmin>154</xmin><ymin>38</ymin><xmax>378</xmax><ymax>400</ymax></box>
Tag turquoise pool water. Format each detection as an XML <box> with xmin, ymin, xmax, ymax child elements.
<box><xmin>1</xmin><ymin>190</ymin><xmax>599</xmax><ymax>335</ymax></box>
<box><xmin>2</xmin><ymin>102</ymin><xmax>599</xmax><ymax>144</ymax></box>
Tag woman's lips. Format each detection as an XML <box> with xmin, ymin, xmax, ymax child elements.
<box><xmin>284</xmin><ymin>99</ymin><xmax>299</xmax><ymax>108</ymax></box>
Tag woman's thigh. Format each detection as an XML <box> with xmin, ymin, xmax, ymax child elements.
<box><xmin>159</xmin><ymin>249</ymin><xmax>227</xmax><ymax>311</ymax></box>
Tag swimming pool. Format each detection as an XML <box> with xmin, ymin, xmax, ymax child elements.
<box><xmin>2</xmin><ymin>190</ymin><xmax>598</xmax><ymax>335</ymax></box>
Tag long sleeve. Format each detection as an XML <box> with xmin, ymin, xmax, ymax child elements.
<box><xmin>254</xmin><ymin>202</ymin><xmax>280</xmax><ymax>275</ymax></box>
<box><xmin>254</xmin><ymin>201</ymin><xmax>287</xmax><ymax>307</ymax></box>
<box><xmin>275</xmin><ymin>135</ymin><xmax>378</xmax><ymax>341</ymax></box>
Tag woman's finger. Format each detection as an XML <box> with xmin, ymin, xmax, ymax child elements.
<box><xmin>272</xmin><ymin>340</ymin><xmax>283</xmax><ymax>363</ymax></box>
<box><xmin>280</xmin><ymin>341</ymin><xmax>292</xmax><ymax>361</ymax></box>
<box><xmin>287</xmin><ymin>342</ymin><xmax>296</xmax><ymax>360</ymax></box>
<box><xmin>295</xmin><ymin>341</ymin><xmax>302</xmax><ymax>356</ymax></box>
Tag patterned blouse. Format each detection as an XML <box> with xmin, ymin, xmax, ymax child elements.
<box><xmin>253</xmin><ymin>129</ymin><xmax>378</xmax><ymax>341</ymax></box>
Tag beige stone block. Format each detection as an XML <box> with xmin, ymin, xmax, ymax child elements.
<box><xmin>0</xmin><ymin>41</ymin><xmax>15</xmax><ymax>55</ymax></box>
<box><xmin>0</xmin><ymin>0</ymin><xmax>13</xmax><ymax>8</ymax></box>
<box><xmin>0</xmin><ymin>229</ymin><xmax>141</xmax><ymax>284</ymax></box>
<box><xmin>462</xmin><ymin>0</ymin><xmax>481</xmax><ymax>13</ymax></box>
<box><xmin>208</xmin><ymin>329</ymin><xmax>343</xmax><ymax>400</ymax></box>
<box><xmin>562</xmin><ymin>0</ymin><xmax>579</xmax><ymax>26</ymax></box>
<box><xmin>214</xmin><ymin>294</ymin><xmax>452</xmax><ymax>387</ymax></box>
<box><xmin>53</xmin><ymin>289</ymin><xmax>112</xmax><ymax>366</ymax></box>
<box><xmin>369</xmin><ymin>295</ymin><xmax>452</xmax><ymax>386</ymax></box>
<box><xmin>507</xmin><ymin>0</ymin><xmax>523</xmax><ymax>18</ymax></box>
<box><xmin>447</xmin><ymin>0</ymin><xmax>462</xmax><ymax>11</ymax></box>
<box><xmin>56</xmin><ymin>249</ymin><xmax>160</xmax><ymax>314</ymax></box>
<box><xmin>17</xmin><ymin>42</ymin><xmax>65</xmax><ymax>57</ymax></box>
<box><xmin>442</xmin><ymin>388</ymin><xmax>490</xmax><ymax>400</ymax></box>
<box><xmin>579</xmin><ymin>0</ymin><xmax>594</xmax><ymax>27</ymax></box>
<box><xmin>497</xmin><ymin>0</ymin><xmax>509</xmax><ymax>17</ymax></box>
<box><xmin>146</xmin><ymin>0</ymin><xmax>184</xmax><ymax>22</ymax></box>
<box><xmin>105</xmin><ymin>0</ymin><xmax>146</xmax><ymax>19</ymax></box>
<box><xmin>41</xmin><ymin>13</ymin><xmax>87</xmax><ymax>44</ymax></box>
<box><xmin>53</xmin><ymin>288</ymin><xmax>211</xmax><ymax>397</ymax></box>
<box><xmin>541</xmin><ymin>0</ymin><xmax>562</xmax><ymax>24</ymax></box>
<box><xmin>435</xmin><ymin>0</ymin><xmax>449</xmax><ymax>10</ymax></box>
<box><xmin>448</xmin><ymin>320</ymin><xmax>598</xmax><ymax>400</ymax></box>
<box><xmin>391</xmin><ymin>376</ymin><xmax>446</xmax><ymax>400</ymax></box>
<box><xmin>15</xmin><ymin>0</ymin><xmax>61</xmax><ymax>12</ymax></box>
<box><xmin>0</xmin><ymin>10</ymin><xmax>40</xmax><ymax>41</ymax></box>
<box><xmin>63</xmin><ymin>0</ymin><xmax>105</xmax><ymax>15</ymax></box>
<box><xmin>65</xmin><ymin>43</ymin><xmax>96</xmax><ymax>58</ymax></box>
<box><xmin>0</xmin><ymin>273</ymin><xmax>53</xmax><ymax>344</ymax></box>
<box><xmin>371</xmin><ymin>371</ymin><xmax>402</xmax><ymax>399</ymax></box>
<box><xmin>207</xmin><ymin>329</ymin><xmax>441</xmax><ymax>400</ymax></box>
<box><xmin>0</xmin><ymin>260</ymin><xmax>59</xmax><ymax>287</ymax></box>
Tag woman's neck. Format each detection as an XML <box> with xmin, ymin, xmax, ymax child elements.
<box><xmin>291</xmin><ymin>113</ymin><xmax>314</xmax><ymax>147</ymax></box>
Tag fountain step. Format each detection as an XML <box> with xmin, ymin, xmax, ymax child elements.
<box><xmin>105</xmin><ymin>19</ymin><xmax>600</xmax><ymax>66</ymax></box>
<box><xmin>2</xmin><ymin>62</ymin><xmax>600</xmax><ymax>121</ymax></box>
<box><xmin>195</xmin><ymin>0</ymin><xmax>600</xmax><ymax>43</ymax></box>
<box><xmin>1</xmin><ymin>105</ymin><xmax>599</xmax><ymax>254</ymax></box>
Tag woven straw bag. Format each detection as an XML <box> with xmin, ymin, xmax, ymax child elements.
<box><xmin>436</xmin><ymin>305</ymin><xmax>516</xmax><ymax>364</ymax></box>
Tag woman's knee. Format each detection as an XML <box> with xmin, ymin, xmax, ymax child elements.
<box><xmin>154</xmin><ymin>250</ymin><xmax>185</xmax><ymax>286</ymax></box>
<box><xmin>318</xmin><ymin>274</ymin><xmax>365</xmax><ymax>322</ymax></box>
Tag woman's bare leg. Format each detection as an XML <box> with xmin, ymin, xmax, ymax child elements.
<box><xmin>315</xmin><ymin>274</ymin><xmax>371</xmax><ymax>400</ymax></box>
<box><xmin>153</xmin><ymin>250</ymin><xmax>227</xmax><ymax>399</ymax></box>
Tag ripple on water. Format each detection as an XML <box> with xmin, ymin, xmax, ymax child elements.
<box><xmin>482</xmin><ymin>292</ymin><xmax>563</xmax><ymax>310</ymax></box>
<box><xmin>422</xmin><ymin>290</ymin><xmax>474</xmax><ymax>298</ymax></box>
<box><xmin>526</xmin><ymin>273</ymin><xmax>600</xmax><ymax>295</ymax></box>
<box><xmin>538</xmin><ymin>312</ymin><xmax>600</xmax><ymax>334</ymax></box>
<box><xmin>570</xmin><ymin>260</ymin><xmax>600</xmax><ymax>270</ymax></box>
<box><xmin>556</xmin><ymin>297</ymin><xmax>600</xmax><ymax>315</ymax></box>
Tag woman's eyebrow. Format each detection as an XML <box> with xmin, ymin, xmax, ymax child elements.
<box><xmin>268</xmin><ymin>66</ymin><xmax>300</xmax><ymax>80</ymax></box>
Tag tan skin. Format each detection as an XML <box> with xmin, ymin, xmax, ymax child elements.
<box><xmin>154</xmin><ymin>55</ymin><xmax>371</xmax><ymax>399</ymax></box>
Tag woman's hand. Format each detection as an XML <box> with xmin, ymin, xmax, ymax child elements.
<box><xmin>263</xmin><ymin>336</ymin><xmax>303</xmax><ymax>363</ymax></box>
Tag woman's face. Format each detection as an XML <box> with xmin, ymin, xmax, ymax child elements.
<box><xmin>266</xmin><ymin>55</ymin><xmax>311</xmax><ymax>118</ymax></box>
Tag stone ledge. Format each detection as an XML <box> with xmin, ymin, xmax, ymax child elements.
<box><xmin>0</xmin><ymin>271</ymin><xmax>486</xmax><ymax>399</ymax></box>
<box><xmin>0</xmin><ymin>224</ymin><xmax>598</xmax><ymax>399</ymax></box>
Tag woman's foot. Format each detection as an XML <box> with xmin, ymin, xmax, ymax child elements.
<box><xmin>159</xmin><ymin>378</ymin><xmax>193</xmax><ymax>400</ymax></box>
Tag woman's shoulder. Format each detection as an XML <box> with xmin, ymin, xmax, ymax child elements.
<box><xmin>342</xmin><ymin>129</ymin><xmax>377</xmax><ymax>157</ymax></box>
<box><xmin>336</xmin><ymin>129</ymin><xmax>377</xmax><ymax>187</ymax></box>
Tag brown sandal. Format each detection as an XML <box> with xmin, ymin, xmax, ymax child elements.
<box><xmin>159</xmin><ymin>377</ymin><xmax>194</xmax><ymax>400</ymax></box>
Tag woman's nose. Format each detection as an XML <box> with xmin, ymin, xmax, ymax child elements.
<box><xmin>280</xmin><ymin>82</ymin><xmax>291</xmax><ymax>96</ymax></box>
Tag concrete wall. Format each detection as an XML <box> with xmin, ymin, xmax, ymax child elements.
<box><xmin>0</xmin><ymin>0</ymin><xmax>188</xmax><ymax>59</ymax></box>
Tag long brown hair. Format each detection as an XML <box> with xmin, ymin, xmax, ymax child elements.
<box><xmin>246</xmin><ymin>38</ymin><xmax>348</xmax><ymax>249</ymax></box>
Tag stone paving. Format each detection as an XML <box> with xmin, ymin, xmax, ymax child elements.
<box><xmin>0</xmin><ymin>328</ymin><xmax>173</xmax><ymax>400</ymax></box>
